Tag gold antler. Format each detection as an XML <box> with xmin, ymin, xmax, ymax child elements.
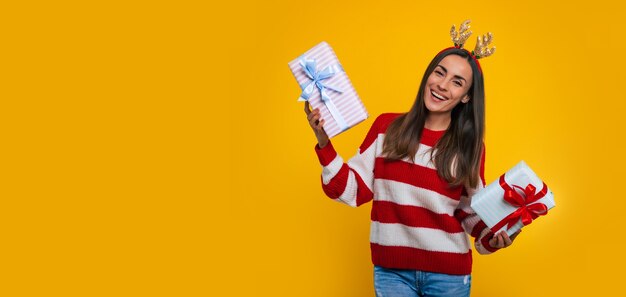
<box><xmin>450</xmin><ymin>20</ymin><xmax>472</xmax><ymax>48</ymax></box>
<box><xmin>473</xmin><ymin>32</ymin><xmax>496</xmax><ymax>59</ymax></box>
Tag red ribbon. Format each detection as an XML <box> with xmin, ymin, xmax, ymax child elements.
<box><xmin>490</xmin><ymin>174</ymin><xmax>549</xmax><ymax>232</ymax></box>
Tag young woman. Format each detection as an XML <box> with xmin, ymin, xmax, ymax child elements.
<box><xmin>304</xmin><ymin>22</ymin><xmax>520</xmax><ymax>296</ymax></box>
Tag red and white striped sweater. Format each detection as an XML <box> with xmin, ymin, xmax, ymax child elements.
<box><xmin>314</xmin><ymin>113</ymin><xmax>500</xmax><ymax>275</ymax></box>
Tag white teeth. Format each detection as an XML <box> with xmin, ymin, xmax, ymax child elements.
<box><xmin>431</xmin><ymin>90</ymin><xmax>446</xmax><ymax>100</ymax></box>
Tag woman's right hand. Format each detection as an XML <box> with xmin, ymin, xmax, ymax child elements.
<box><xmin>304</xmin><ymin>102</ymin><xmax>329</xmax><ymax>148</ymax></box>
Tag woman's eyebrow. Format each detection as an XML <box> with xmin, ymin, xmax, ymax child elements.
<box><xmin>437</xmin><ymin>65</ymin><xmax>467</xmax><ymax>82</ymax></box>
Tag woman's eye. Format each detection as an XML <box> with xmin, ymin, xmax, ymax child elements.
<box><xmin>435</xmin><ymin>71</ymin><xmax>443</xmax><ymax>76</ymax></box>
<box><xmin>454</xmin><ymin>81</ymin><xmax>462</xmax><ymax>86</ymax></box>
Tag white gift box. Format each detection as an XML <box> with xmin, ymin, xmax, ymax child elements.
<box><xmin>471</xmin><ymin>161</ymin><xmax>556</xmax><ymax>237</ymax></box>
<box><xmin>288</xmin><ymin>41</ymin><xmax>368</xmax><ymax>138</ymax></box>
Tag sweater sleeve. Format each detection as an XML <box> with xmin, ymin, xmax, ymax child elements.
<box><xmin>313</xmin><ymin>115</ymin><xmax>383</xmax><ymax>207</ymax></box>
<box><xmin>454</xmin><ymin>144</ymin><xmax>501</xmax><ymax>254</ymax></box>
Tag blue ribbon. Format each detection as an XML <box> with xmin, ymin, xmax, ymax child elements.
<box><xmin>297</xmin><ymin>58</ymin><xmax>344</xmax><ymax>103</ymax></box>
<box><xmin>297</xmin><ymin>58</ymin><xmax>349</xmax><ymax>131</ymax></box>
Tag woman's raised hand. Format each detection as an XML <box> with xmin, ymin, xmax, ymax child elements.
<box><xmin>304</xmin><ymin>102</ymin><xmax>329</xmax><ymax>148</ymax></box>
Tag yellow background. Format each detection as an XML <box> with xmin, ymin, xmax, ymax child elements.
<box><xmin>2</xmin><ymin>0</ymin><xmax>625</xmax><ymax>296</ymax></box>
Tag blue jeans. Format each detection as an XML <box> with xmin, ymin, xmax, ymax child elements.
<box><xmin>374</xmin><ymin>266</ymin><xmax>471</xmax><ymax>297</ymax></box>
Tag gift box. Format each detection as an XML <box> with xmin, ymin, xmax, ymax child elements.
<box><xmin>471</xmin><ymin>161</ymin><xmax>555</xmax><ymax>237</ymax></box>
<box><xmin>288</xmin><ymin>41</ymin><xmax>368</xmax><ymax>138</ymax></box>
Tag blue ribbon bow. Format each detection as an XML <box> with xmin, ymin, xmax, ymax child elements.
<box><xmin>297</xmin><ymin>58</ymin><xmax>344</xmax><ymax>103</ymax></box>
<box><xmin>296</xmin><ymin>57</ymin><xmax>350</xmax><ymax>132</ymax></box>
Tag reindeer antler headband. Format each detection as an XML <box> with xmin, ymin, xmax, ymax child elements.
<box><xmin>440</xmin><ymin>20</ymin><xmax>495</xmax><ymax>73</ymax></box>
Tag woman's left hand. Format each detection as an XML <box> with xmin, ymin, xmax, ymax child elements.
<box><xmin>488</xmin><ymin>229</ymin><xmax>521</xmax><ymax>249</ymax></box>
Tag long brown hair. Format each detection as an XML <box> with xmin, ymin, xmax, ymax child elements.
<box><xmin>381</xmin><ymin>48</ymin><xmax>485</xmax><ymax>188</ymax></box>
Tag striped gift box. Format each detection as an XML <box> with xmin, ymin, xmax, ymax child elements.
<box><xmin>288</xmin><ymin>41</ymin><xmax>368</xmax><ymax>138</ymax></box>
<box><xmin>471</xmin><ymin>161</ymin><xmax>556</xmax><ymax>237</ymax></box>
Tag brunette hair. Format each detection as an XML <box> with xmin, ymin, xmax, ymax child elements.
<box><xmin>381</xmin><ymin>48</ymin><xmax>485</xmax><ymax>188</ymax></box>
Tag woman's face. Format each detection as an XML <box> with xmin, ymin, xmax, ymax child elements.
<box><xmin>423</xmin><ymin>54</ymin><xmax>473</xmax><ymax>115</ymax></box>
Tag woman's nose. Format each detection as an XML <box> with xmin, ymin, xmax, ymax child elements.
<box><xmin>436</xmin><ymin>80</ymin><xmax>448</xmax><ymax>91</ymax></box>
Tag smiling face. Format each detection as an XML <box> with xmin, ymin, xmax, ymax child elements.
<box><xmin>424</xmin><ymin>54</ymin><xmax>473</xmax><ymax>116</ymax></box>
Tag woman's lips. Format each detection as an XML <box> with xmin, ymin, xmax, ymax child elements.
<box><xmin>430</xmin><ymin>89</ymin><xmax>448</xmax><ymax>101</ymax></box>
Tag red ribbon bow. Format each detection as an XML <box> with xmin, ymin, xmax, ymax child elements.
<box><xmin>490</xmin><ymin>175</ymin><xmax>549</xmax><ymax>232</ymax></box>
